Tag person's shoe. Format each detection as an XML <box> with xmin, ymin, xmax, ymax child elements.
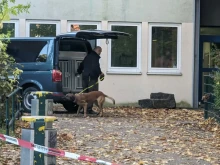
<box><xmin>87</xmin><ymin>109</ymin><xmax>98</xmax><ymax>115</ymax></box>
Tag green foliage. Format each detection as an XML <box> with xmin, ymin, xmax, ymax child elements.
<box><xmin>0</xmin><ymin>0</ymin><xmax>30</xmax><ymax>126</ymax></box>
<box><xmin>0</xmin><ymin>0</ymin><xmax>30</xmax><ymax>22</ymax></box>
<box><xmin>210</xmin><ymin>43</ymin><xmax>220</xmax><ymax>110</ymax></box>
<box><xmin>176</xmin><ymin>101</ymin><xmax>192</xmax><ymax>108</ymax></box>
<box><xmin>0</xmin><ymin>38</ymin><xmax>22</xmax><ymax>90</ymax></box>
<box><xmin>213</xmin><ymin>72</ymin><xmax>220</xmax><ymax>109</ymax></box>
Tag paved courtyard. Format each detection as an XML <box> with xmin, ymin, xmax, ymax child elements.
<box><xmin>0</xmin><ymin>106</ymin><xmax>220</xmax><ymax>165</ymax></box>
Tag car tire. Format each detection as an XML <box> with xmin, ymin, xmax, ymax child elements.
<box><xmin>62</xmin><ymin>101</ymin><xmax>78</xmax><ymax>113</ymax></box>
<box><xmin>22</xmin><ymin>86</ymin><xmax>39</xmax><ymax>113</ymax></box>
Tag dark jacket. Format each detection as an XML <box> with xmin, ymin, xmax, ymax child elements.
<box><xmin>77</xmin><ymin>51</ymin><xmax>102</xmax><ymax>80</ymax></box>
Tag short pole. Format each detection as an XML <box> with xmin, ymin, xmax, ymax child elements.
<box><xmin>204</xmin><ymin>102</ymin><xmax>208</xmax><ymax>119</ymax></box>
<box><xmin>5</xmin><ymin>99</ymin><xmax>9</xmax><ymax>136</ymax></box>
<box><xmin>20</xmin><ymin>91</ymin><xmax>56</xmax><ymax>165</ymax></box>
<box><xmin>34</xmin><ymin>93</ymin><xmax>47</xmax><ymax>165</ymax></box>
<box><xmin>12</xmin><ymin>95</ymin><xmax>15</xmax><ymax>132</ymax></box>
<box><xmin>34</xmin><ymin>119</ymin><xmax>45</xmax><ymax>165</ymax></box>
<box><xmin>21</xmin><ymin>115</ymin><xmax>57</xmax><ymax>165</ymax></box>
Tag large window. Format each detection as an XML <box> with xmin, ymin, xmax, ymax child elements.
<box><xmin>108</xmin><ymin>23</ymin><xmax>141</xmax><ymax>73</ymax></box>
<box><xmin>67</xmin><ymin>22</ymin><xmax>101</xmax><ymax>49</ymax></box>
<box><xmin>26</xmin><ymin>21</ymin><xmax>60</xmax><ymax>37</ymax></box>
<box><xmin>70</xmin><ymin>24</ymin><xmax>97</xmax><ymax>31</ymax></box>
<box><xmin>6</xmin><ymin>40</ymin><xmax>49</xmax><ymax>63</ymax></box>
<box><xmin>0</xmin><ymin>21</ymin><xmax>19</xmax><ymax>37</ymax></box>
<box><xmin>148</xmin><ymin>23</ymin><xmax>181</xmax><ymax>74</ymax></box>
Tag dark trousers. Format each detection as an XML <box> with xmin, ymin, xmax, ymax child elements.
<box><xmin>82</xmin><ymin>77</ymin><xmax>98</xmax><ymax>111</ymax></box>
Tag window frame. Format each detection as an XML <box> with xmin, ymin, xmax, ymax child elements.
<box><xmin>26</xmin><ymin>20</ymin><xmax>61</xmax><ymax>37</ymax></box>
<box><xmin>67</xmin><ymin>21</ymin><xmax>102</xmax><ymax>46</ymax></box>
<box><xmin>2</xmin><ymin>20</ymin><xmax>19</xmax><ymax>37</ymax></box>
<box><xmin>148</xmin><ymin>23</ymin><xmax>182</xmax><ymax>75</ymax></box>
<box><xmin>67</xmin><ymin>21</ymin><xmax>101</xmax><ymax>32</ymax></box>
<box><xmin>6</xmin><ymin>39</ymin><xmax>51</xmax><ymax>63</ymax></box>
<box><xmin>107</xmin><ymin>22</ymin><xmax>142</xmax><ymax>74</ymax></box>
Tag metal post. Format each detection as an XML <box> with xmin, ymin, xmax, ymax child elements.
<box><xmin>21</xmin><ymin>116</ymin><xmax>57</xmax><ymax>165</ymax></box>
<box><xmin>20</xmin><ymin>116</ymin><xmax>57</xmax><ymax>165</ymax></box>
<box><xmin>5</xmin><ymin>99</ymin><xmax>9</xmax><ymax>136</ymax></box>
<box><xmin>34</xmin><ymin>92</ymin><xmax>56</xmax><ymax>165</ymax></box>
<box><xmin>204</xmin><ymin>102</ymin><xmax>208</xmax><ymax>119</ymax></box>
<box><xmin>34</xmin><ymin>93</ymin><xmax>47</xmax><ymax>165</ymax></box>
<box><xmin>16</xmin><ymin>95</ymin><xmax>20</xmax><ymax>119</ymax></box>
<box><xmin>193</xmin><ymin>0</ymin><xmax>201</xmax><ymax>108</ymax></box>
<box><xmin>20</xmin><ymin>91</ymin><xmax>57</xmax><ymax>165</ymax></box>
<box><xmin>12</xmin><ymin>95</ymin><xmax>15</xmax><ymax>132</ymax></box>
<box><xmin>34</xmin><ymin>119</ymin><xmax>45</xmax><ymax>165</ymax></box>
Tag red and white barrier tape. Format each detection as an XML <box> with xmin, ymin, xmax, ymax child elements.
<box><xmin>0</xmin><ymin>134</ymin><xmax>120</xmax><ymax>165</ymax></box>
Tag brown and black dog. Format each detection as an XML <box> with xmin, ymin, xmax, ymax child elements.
<box><xmin>64</xmin><ymin>91</ymin><xmax>115</xmax><ymax>117</ymax></box>
<box><xmin>201</xmin><ymin>93</ymin><xmax>213</xmax><ymax>103</ymax></box>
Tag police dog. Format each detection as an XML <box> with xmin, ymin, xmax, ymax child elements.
<box><xmin>64</xmin><ymin>91</ymin><xmax>115</xmax><ymax>117</ymax></box>
<box><xmin>201</xmin><ymin>93</ymin><xmax>214</xmax><ymax>103</ymax></box>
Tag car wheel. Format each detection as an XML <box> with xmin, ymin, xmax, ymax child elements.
<box><xmin>62</xmin><ymin>101</ymin><xmax>78</xmax><ymax>113</ymax></box>
<box><xmin>22</xmin><ymin>86</ymin><xmax>39</xmax><ymax>113</ymax></box>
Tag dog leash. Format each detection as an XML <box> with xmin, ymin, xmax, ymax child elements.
<box><xmin>78</xmin><ymin>77</ymin><xmax>104</xmax><ymax>94</ymax></box>
<box><xmin>71</xmin><ymin>77</ymin><xmax>105</xmax><ymax>108</ymax></box>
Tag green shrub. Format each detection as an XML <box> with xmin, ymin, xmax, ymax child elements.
<box><xmin>0</xmin><ymin>0</ymin><xmax>30</xmax><ymax>127</ymax></box>
<box><xmin>213</xmin><ymin>71</ymin><xmax>220</xmax><ymax>109</ymax></box>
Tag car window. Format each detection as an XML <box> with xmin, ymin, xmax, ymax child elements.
<box><xmin>59</xmin><ymin>40</ymin><xmax>88</xmax><ymax>52</ymax></box>
<box><xmin>88</xmin><ymin>40</ymin><xmax>96</xmax><ymax>49</ymax></box>
<box><xmin>6</xmin><ymin>40</ymin><xmax>49</xmax><ymax>63</ymax></box>
<box><xmin>36</xmin><ymin>44</ymin><xmax>48</xmax><ymax>62</ymax></box>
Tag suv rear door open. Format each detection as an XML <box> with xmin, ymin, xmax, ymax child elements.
<box><xmin>55</xmin><ymin>30</ymin><xmax>130</xmax><ymax>93</ymax></box>
<box><xmin>57</xmin><ymin>30</ymin><xmax>130</xmax><ymax>39</ymax></box>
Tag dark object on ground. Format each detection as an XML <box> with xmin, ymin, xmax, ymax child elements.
<box><xmin>138</xmin><ymin>92</ymin><xmax>176</xmax><ymax>109</ymax></box>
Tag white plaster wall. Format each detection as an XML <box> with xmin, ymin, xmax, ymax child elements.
<box><xmin>13</xmin><ymin>0</ymin><xmax>193</xmax><ymax>23</ymax></box>
<box><xmin>99</xmin><ymin>22</ymin><xmax>194</xmax><ymax>105</ymax></box>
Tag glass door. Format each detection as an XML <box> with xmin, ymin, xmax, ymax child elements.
<box><xmin>199</xmin><ymin>35</ymin><xmax>220</xmax><ymax>101</ymax></box>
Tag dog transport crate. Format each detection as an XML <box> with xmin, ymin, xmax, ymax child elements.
<box><xmin>59</xmin><ymin>51</ymin><xmax>86</xmax><ymax>93</ymax></box>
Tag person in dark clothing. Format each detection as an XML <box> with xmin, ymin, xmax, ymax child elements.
<box><xmin>76</xmin><ymin>46</ymin><xmax>105</xmax><ymax>114</ymax></box>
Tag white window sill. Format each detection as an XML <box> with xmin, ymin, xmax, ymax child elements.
<box><xmin>107</xmin><ymin>71</ymin><xmax>142</xmax><ymax>75</ymax></box>
<box><xmin>147</xmin><ymin>72</ymin><xmax>182</xmax><ymax>76</ymax></box>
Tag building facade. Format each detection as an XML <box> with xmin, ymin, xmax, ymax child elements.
<box><xmin>2</xmin><ymin>0</ymin><xmax>218</xmax><ymax>108</ymax></box>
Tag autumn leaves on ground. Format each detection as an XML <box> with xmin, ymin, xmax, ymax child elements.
<box><xmin>0</xmin><ymin>107</ymin><xmax>220</xmax><ymax>165</ymax></box>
